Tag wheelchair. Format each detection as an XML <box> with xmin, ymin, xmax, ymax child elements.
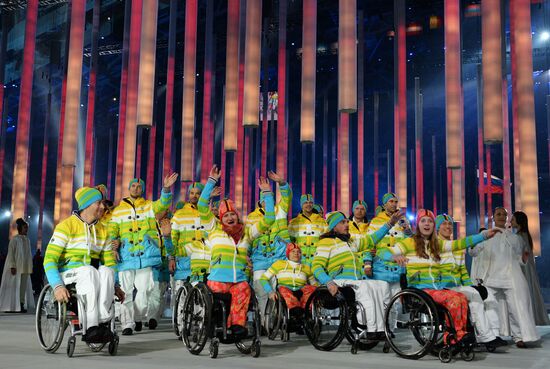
<box><xmin>172</xmin><ymin>279</ymin><xmax>192</xmax><ymax>337</ymax></box>
<box><xmin>383</xmin><ymin>286</ymin><xmax>476</xmax><ymax>363</ymax></box>
<box><xmin>181</xmin><ymin>281</ymin><xmax>261</xmax><ymax>358</ymax></box>
<box><xmin>304</xmin><ymin>286</ymin><xmax>388</xmax><ymax>354</ymax></box>
<box><xmin>35</xmin><ymin>284</ymin><xmax>119</xmax><ymax>358</ymax></box>
<box><xmin>264</xmin><ymin>287</ymin><xmax>307</xmax><ymax>341</ymax></box>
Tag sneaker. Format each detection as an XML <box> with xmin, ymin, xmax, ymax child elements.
<box><xmin>122</xmin><ymin>328</ymin><xmax>133</xmax><ymax>336</ymax></box>
<box><xmin>485</xmin><ymin>337</ymin><xmax>508</xmax><ymax>348</ymax></box>
<box><xmin>134</xmin><ymin>321</ymin><xmax>143</xmax><ymax>332</ymax></box>
<box><xmin>148</xmin><ymin>319</ymin><xmax>158</xmax><ymax>330</ymax></box>
<box><xmin>516</xmin><ymin>340</ymin><xmax>527</xmax><ymax>348</ymax></box>
<box><xmin>84</xmin><ymin>326</ymin><xmax>104</xmax><ymax>343</ymax></box>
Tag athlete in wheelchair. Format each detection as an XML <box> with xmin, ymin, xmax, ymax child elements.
<box><xmin>38</xmin><ymin>187</ymin><xmax>125</xmax><ymax>357</ymax></box>
<box><xmin>380</xmin><ymin>209</ymin><xmax>501</xmax><ymax>362</ymax></box>
<box><xmin>305</xmin><ymin>210</ymin><xmax>402</xmax><ymax>353</ymax></box>
<box><xmin>180</xmin><ymin>166</ymin><xmax>274</xmax><ymax>358</ymax></box>
<box><xmin>260</xmin><ymin>242</ymin><xmax>317</xmax><ymax>341</ymax></box>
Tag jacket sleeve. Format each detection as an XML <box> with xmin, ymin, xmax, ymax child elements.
<box><xmin>43</xmin><ymin>222</ymin><xmax>70</xmax><ymax>288</ymax></box>
<box><xmin>312</xmin><ymin>240</ymin><xmax>332</xmax><ymax>285</ymax></box>
<box><xmin>198</xmin><ymin>179</ymin><xmax>217</xmax><ymax>232</ymax></box>
<box><xmin>446</xmin><ymin>233</ymin><xmax>485</xmax><ymax>253</ymax></box>
<box><xmin>278</xmin><ymin>182</ymin><xmax>292</xmax><ymax>214</ymax></box>
<box><xmin>378</xmin><ymin>238</ymin><xmax>409</xmax><ymax>262</ymax></box>
<box><xmin>248</xmin><ymin>191</ymin><xmax>275</xmax><ymax>240</ymax></box>
<box><xmin>259</xmin><ymin>261</ymin><xmax>280</xmax><ymax>294</ymax></box>
<box><xmin>153</xmin><ymin>189</ymin><xmax>172</xmax><ymax>215</ymax></box>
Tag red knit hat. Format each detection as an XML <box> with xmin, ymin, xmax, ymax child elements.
<box><xmin>286</xmin><ymin>243</ymin><xmax>301</xmax><ymax>259</ymax></box>
<box><xmin>416</xmin><ymin>209</ymin><xmax>436</xmax><ymax>225</ymax></box>
<box><xmin>219</xmin><ymin>199</ymin><xmax>240</xmax><ymax>220</ymax></box>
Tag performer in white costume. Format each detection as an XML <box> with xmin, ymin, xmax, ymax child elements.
<box><xmin>469</xmin><ymin>207</ymin><xmax>539</xmax><ymax>348</ymax></box>
<box><xmin>0</xmin><ymin>218</ymin><xmax>34</xmax><ymax>313</ymax></box>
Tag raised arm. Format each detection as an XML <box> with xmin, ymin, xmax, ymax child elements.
<box><xmin>153</xmin><ymin>172</ymin><xmax>178</xmax><ymax>214</ymax></box>
<box><xmin>248</xmin><ymin>177</ymin><xmax>275</xmax><ymax>240</ymax></box>
<box><xmin>198</xmin><ymin>166</ymin><xmax>220</xmax><ymax>232</ymax></box>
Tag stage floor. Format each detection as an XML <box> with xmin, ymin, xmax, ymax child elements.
<box><xmin>1</xmin><ymin>312</ymin><xmax>548</xmax><ymax>369</ymax></box>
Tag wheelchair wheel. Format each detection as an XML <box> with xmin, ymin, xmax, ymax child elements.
<box><xmin>384</xmin><ymin>288</ymin><xmax>440</xmax><ymax>360</ymax></box>
<box><xmin>304</xmin><ymin>287</ymin><xmax>349</xmax><ymax>351</ymax></box>
<box><xmin>251</xmin><ymin>339</ymin><xmax>261</xmax><ymax>358</ymax></box>
<box><xmin>461</xmin><ymin>346</ymin><xmax>475</xmax><ymax>362</ymax></box>
<box><xmin>345</xmin><ymin>301</ymin><xmax>379</xmax><ymax>351</ymax></box>
<box><xmin>67</xmin><ymin>336</ymin><xmax>76</xmax><ymax>358</ymax></box>
<box><xmin>209</xmin><ymin>337</ymin><xmax>219</xmax><ymax>358</ymax></box>
<box><xmin>264</xmin><ymin>294</ymin><xmax>284</xmax><ymax>340</ymax></box>
<box><xmin>235</xmin><ymin>295</ymin><xmax>262</xmax><ymax>355</ymax></box>
<box><xmin>36</xmin><ymin>284</ymin><xmax>67</xmax><ymax>353</ymax></box>
<box><xmin>108</xmin><ymin>336</ymin><xmax>119</xmax><ymax>356</ymax></box>
<box><xmin>182</xmin><ymin>283</ymin><xmax>212</xmax><ymax>355</ymax></box>
<box><xmin>173</xmin><ymin>283</ymin><xmax>190</xmax><ymax>337</ymax></box>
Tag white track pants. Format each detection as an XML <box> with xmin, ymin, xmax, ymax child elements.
<box><xmin>119</xmin><ymin>267</ymin><xmax>154</xmax><ymax>330</ymax></box>
<box><xmin>333</xmin><ymin>279</ymin><xmax>390</xmax><ymax>332</ymax></box>
<box><xmin>62</xmin><ymin>265</ymin><xmax>114</xmax><ymax>329</ymax></box>
<box><xmin>452</xmin><ymin>286</ymin><xmax>496</xmax><ymax>343</ymax></box>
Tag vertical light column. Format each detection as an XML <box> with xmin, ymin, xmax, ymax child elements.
<box><xmin>200</xmin><ymin>0</ymin><xmax>214</xmax><ymax>182</ymax></box>
<box><xmin>181</xmin><ymin>0</ymin><xmax>198</xmax><ymax>181</ymax></box>
<box><xmin>277</xmin><ymin>0</ymin><xmax>287</xmax><ymax>201</ymax></box>
<box><xmin>338</xmin><ymin>0</ymin><xmax>357</xmax><ymax>112</ymax></box>
<box><xmin>510</xmin><ymin>7</ymin><xmax>521</xmax><ymax>210</ymax></box>
<box><xmin>322</xmin><ymin>94</ymin><xmax>329</xmax><ymax>211</ymax></box>
<box><xmin>431</xmin><ymin>136</ymin><xmax>437</xmax><ymax>214</ymax></box>
<box><xmin>10</xmin><ymin>0</ymin><xmax>38</xmax><ymax>222</ymax></box>
<box><xmin>37</xmin><ymin>89</ymin><xmax>51</xmax><ymax>250</ymax></box>
<box><xmin>510</xmin><ymin>0</ymin><xmax>541</xmax><ymax>255</ymax></box>
<box><xmin>59</xmin><ymin>0</ymin><xmax>86</xmax><ymax>220</ymax></box>
<box><xmin>163</xmin><ymin>0</ymin><xmax>177</xmax><ymax>177</ymax></box>
<box><xmin>114</xmin><ymin>0</ymin><xmax>133</xmax><ymax>202</ymax></box>
<box><xmin>339</xmin><ymin>113</ymin><xmax>350</xmax><ymax>213</ymax></box>
<box><xmin>357</xmin><ymin>10</ymin><xmax>365</xmax><ymax>200</ymax></box>
<box><xmin>118</xmin><ymin>0</ymin><xmax>143</xmax><ymax>202</ymax></box>
<box><xmin>84</xmin><ymin>0</ymin><xmax>101</xmax><ymax>186</ymax></box>
<box><xmin>502</xmin><ymin>78</ymin><xmax>512</xmax><ymax>212</ymax></box>
<box><xmin>0</xmin><ymin>13</ymin><xmax>9</xmax><ymax>202</ymax></box>
<box><xmin>373</xmin><ymin>92</ymin><xmax>380</xmax><ymax>207</ymax></box>
<box><xmin>481</xmin><ymin>0</ymin><xmax>503</xmax><ymax>143</ymax></box>
<box><xmin>224</xmin><ymin>0</ymin><xmax>240</xmax><ymax>151</ymax></box>
<box><xmin>393</xmin><ymin>0</ymin><xmax>407</xmax><ymax>205</ymax></box>
<box><xmin>146</xmin><ymin>126</ymin><xmax>156</xmax><ymax>199</ymax></box>
<box><xmin>486</xmin><ymin>146</ymin><xmax>493</xmax><ymax>221</ymax></box>
<box><xmin>476</xmin><ymin>64</ymin><xmax>486</xmax><ymax>227</ymax></box>
<box><xmin>242</xmin><ymin>0</ymin><xmax>262</xmax><ymax>126</ymax></box>
<box><xmin>444</xmin><ymin>0</ymin><xmax>462</xmax><ymax>169</ymax></box>
<box><xmin>452</xmin><ymin>170</ymin><xmax>463</xmax><ymax>237</ymax></box>
<box><xmin>136</xmin><ymin>0</ymin><xmax>158</xmax><ymax>127</ymax></box>
<box><xmin>414</xmin><ymin>77</ymin><xmax>424</xmax><ymax>209</ymax></box>
<box><xmin>53</xmin><ymin>70</ymin><xmax>67</xmax><ymax>224</ymax></box>
<box><xmin>300</xmin><ymin>0</ymin><xmax>316</xmax><ymax>143</ymax></box>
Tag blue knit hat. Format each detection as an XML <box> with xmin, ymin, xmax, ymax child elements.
<box><xmin>128</xmin><ymin>178</ymin><xmax>145</xmax><ymax>190</ymax></box>
<box><xmin>435</xmin><ymin>214</ymin><xmax>454</xmax><ymax>231</ymax></box>
<box><xmin>313</xmin><ymin>203</ymin><xmax>324</xmax><ymax>215</ymax></box>
<box><xmin>326</xmin><ymin>211</ymin><xmax>347</xmax><ymax>231</ymax></box>
<box><xmin>187</xmin><ymin>182</ymin><xmax>204</xmax><ymax>195</ymax></box>
<box><xmin>75</xmin><ymin>187</ymin><xmax>103</xmax><ymax>211</ymax></box>
<box><xmin>382</xmin><ymin>192</ymin><xmax>398</xmax><ymax>205</ymax></box>
<box><xmin>300</xmin><ymin>194</ymin><xmax>314</xmax><ymax>207</ymax></box>
<box><xmin>352</xmin><ymin>200</ymin><xmax>368</xmax><ymax>212</ymax></box>
<box><xmin>374</xmin><ymin>205</ymin><xmax>383</xmax><ymax>216</ymax></box>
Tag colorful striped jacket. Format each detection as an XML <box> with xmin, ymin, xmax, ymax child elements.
<box><xmin>379</xmin><ymin>233</ymin><xmax>486</xmax><ymax>289</ymax></box>
<box><xmin>247</xmin><ymin>182</ymin><xmax>292</xmax><ymax>271</ymax></box>
<box><xmin>109</xmin><ymin>190</ymin><xmax>172</xmax><ymax>271</ymax></box>
<box><xmin>259</xmin><ymin>259</ymin><xmax>317</xmax><ymax>293</ymax></box>
<box><xmin>312</xmin><ymin>224</ymin><xmax>391</xmax><ymax>285</ymax></box>
<box><xmin>288</xmin><ymin>212</ymin><xmax>328</xmax><ymax>267</ymax></box>
<box><xmin>439</xmin><ymin>243</ymin><xmax>474</xmax><ymax>288</ymax></box>
<box><xmin>349</xmin><ymin>219</ymin><xmax>369</xmax><ymax>239</ymax></box>
<box><xmin>198</xmin><ymin>178</ymin><xmax>275</xmax><ymax>283</ymax></box>
<box><xmin>44</xmin><ymin>213</ymin><xmax>116</xmax><ymax>288</ymax></box>
<box><xmin>366</xmin><ymin>212</ymin><xmax>411</xmax><ymax>283</ymax></box>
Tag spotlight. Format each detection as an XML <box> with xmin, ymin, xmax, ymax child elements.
<box><xmin>407</xmin><ymin>215</ymin><xmax>415</xmax><ymax>221</ymax></box>
<box><xmin>541</xmin><ymin>31</ymin><xmax>550</xmax><ymax>41</ymax></box>
<box><xmin>4</xmin><ymin>210</ymin><xmax>11</xmax><ymax>218</ymax></box>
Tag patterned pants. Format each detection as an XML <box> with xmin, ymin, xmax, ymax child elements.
<box><xmin>424</xmin><ymin>289</ymin><xmax>469</xmax><ymax>343</ymax></box>
<box><xmin>278</xmin><ymin>285</ymin><xmax>317</xmax><ymax>310</ymax></box>
<box><xmin>207</xmin><ymin>280</ymin><xmax>251</xmax><ymax>327</ymax></box>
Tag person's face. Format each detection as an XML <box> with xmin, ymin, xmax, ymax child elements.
<box><xmin>96</xmin><ymin>201</ymin><xmax>106</xmax><ymax>219</ymax></box>
<box><xmin>384</xmin><ymin>198</ymin><xmax>398</xmax><ymax>213</ymax></box>
<box><xmin>20</xmin><ymin>223</ymin><xmax>29</xmax><ymax>235</ymax></box>
<box><xmin>333</xmin><ymin>219</ymin><xmax>350</xmax><ymax>235</ymax></box>
<box><xmin>85</xmin><ymin>201</ymin><xmax>102</xmax><ymax>221</ymax></box>
<box><xmin>302</xmin><ymin>200</ymin><xmax>314</xmax><ymax>213</ymax></box>
<box><xmin>418</xmin><ymin>217</ymin><xmax>435</xmax><ymax>237</ymax></box>
<box><xmin>288</xmin><ymin>248</ymin><xmax>301</xmax><ymax>262</ymax></box>
<box><xmin>129</xmin><ymin>182</ymin><xmax>143</xmax><ymax>198</ymax></box>
<box><xmin>493</xmin><ymin>208</ymin><xmax>508</xmax><ymax>228</ymax></box>
<box><xmin>210</xmin><ymin>204</ymin><xmax>219</xmax><ymax>217</ymax></box>
<box><xmin>510</xmin><ymin>216</ymin><xmax>519</xmax><ymax>230</ymax></box>
<box><xmin>188</xmin><ymin>188</ymin><xmax>201</xmax><ymax>205</ymax></box>
<box><xmin>353</xmin><ymin>205</ymin><xmax>366</xmax><ymax>220</ymax></box>
<box><xmin>438</xmin><ymin>220</ymin><xmax>453</xmax><ymax>240</ymax></box>
<box><xmin>222</xmin><ymin>211</ymin><xmax>239</xmax><ymax>226</ymax></box>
